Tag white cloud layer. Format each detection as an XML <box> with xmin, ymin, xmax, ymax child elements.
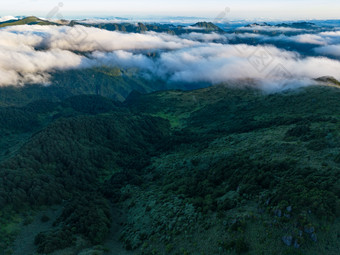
<box><xmin>236</xmin><ymin>25</ymin><xmax>307</xmax><ymax>32</ymax></box>
<box><xmin>228</xmin><ymin>30</ymin><xmax>340</xmax><ymax>45</ymax></box>
<box><xmin>1</xmin><ymin>24</ymin><xmax>340</xmax><ymax>91</ymax></box>
<box><xmin>0</xmin><ymin>16</ymin><xmax>18</xmax><ymax>22</ymax></box>
<box><xmin>180</xmin><ymin>32</ymin><xmax>227</xmax><ymax>42</ymax></box>
<box><xmin>314</xmin><ymin>45</ymin><xmax>340</xmax><ymax>57</ymax></box>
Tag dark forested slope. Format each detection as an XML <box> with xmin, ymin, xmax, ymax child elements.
<box><xmin>1</xmin><ymin>84</ymin><xmax>340</xmax><ymax>255</ymax></box>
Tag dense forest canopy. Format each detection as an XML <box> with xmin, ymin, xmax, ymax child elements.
<box><xmin>1</xmin><ymin>16</ymin><xmax>340</xmax><ymax>255</ymax></box>
<box><xmin>1</xmin><ymin>82</ymin><xmax>340</xmax><ymax>254</ymax></box>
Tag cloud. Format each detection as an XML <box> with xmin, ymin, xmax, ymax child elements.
<box><xmin>1</xmin><ymin>24</ymin><xmax>340</xmax><ymax>92</ymax></box>
<box><xmin>0</xmin><ymin>47</ymin><xmax>86</xmax><ymax>86</ymax></box>
<box><xmin>0</xmin><ymin>16</ymin><xmax>18</xmax><ymax>22</ymax></box>
<box><xmin>314</xmin><ymin>45</ymin><xmax>340</xmax><ymax>57</ymax></box>
<box><xmin>319</xmin><ymin>31</ymin><xmax>340</xmax><ymax>37</ymax></box>
<box><xmin>293</xmin><ymin>31</ymin><xmax>340</xmax><ymax>57</ymax></box>
<box><xmin>75</xmin><ymin>18</ymin><xmax>131</xmax><ymax>24</ymax></box>
<box><xmin>0</xmin><ymin>25</ymin><xmax>197</xmax><ymax>86</ymax></box>
<box><xmin>0</xmin><ymin>27</ymin><xmax>89</xmax><ymax>86</ymax></box>
<box><xmin>226</xmin><ymin>29</ymin><xmax>340</xmax><ymax>48</ymax></box>
<box><xmin>5</xmin><ymin>25</ymin><xmax>197</xmax><ymax>52</ymax></box>
<box><xmin>184</xmin><ymin>26</ymin><xmax>206</xmax><ymax>30</ymax></box>
<box><xmin>89</xmin><ymin>42</ymin><xmax>340</xmax><ymax>91</ymax></box>
<box><xmin>180</xmin><ymin>32</ymin><xmax>227</xmax><ymax>42</ymax></box>
<box><xmin>287</xmin><ymin>31</ymin><xmax>340</xmax><ymax>46</ymax></box>
<box><xmin>90</xmin><ymin>50</ymin><xmax>155</xmax><ymax>71</ymax></box>
<box><xmin>288</xmin><ymin>34</ymin><xmax>327</xmax><ymax>45</ymax></box>
<box><xmin>152</xmin><ymin>44</ymin><xmax>340</xmax><ymax>86</ymax></box>
<box><xmin>236</xmin><ymin>25</ymin><xmax>307</xmax><ymax>32</ymax></box>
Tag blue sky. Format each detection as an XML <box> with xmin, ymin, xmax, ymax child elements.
<box><xmin>1</xmin><ymin>0</ymin><xmax>340</xmax><ymax>20</ymax></box>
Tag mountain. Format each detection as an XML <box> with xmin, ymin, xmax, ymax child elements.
<box><xmin>75</xmin><ymin>20</ymin><xmax>225</xmax><ymax>34</ymax></box>
<box><xmin>0</xmin><ymin>67</ymin><xmax>169</xmax><ymax>107</ymax></box>
<box><xmin>276</xmin><ymin>21</ymin><xmax>317</xmax><ymax>29</ymax></box>
<box><xmin>237</xmin><ymin>21</ymin><xmax>332</xmax><ymax>38</ymax></box>
<box><xmin>1</xmin><ymin>84</ymin><xmax>340</xmax><ymax>254</ymax></box>
<box><xmin>192</xmin><ymin>21</ymin><xmax>224</xmax><ymax>32</ymax></box>
<box><xmin>1</xmin><ymin>16</ymin><xmax>340</xmax><ymax>255</ymax></box>
<box><xmin>315</xmin><ymin>76</ymin><xmax>340</xmax><ymax>87</ymax></box>
<box><xmin>245</xmin><ymin>22</ymin><xmax>270</xmax><ymax>27</ymax></box>
<box><xmin>0</xmin><ymin>16</ymin><xmax>57</xmax><ymax>28</ymax></box>
<box><xmin>0</xmin><ymin>16</ymin><xmax>226</xmax><ymax>35</ymax></box>
<box><xmin>244</xmin><ymin>21</ymin><xmax>317</xmax><ymax>30</ymax></box>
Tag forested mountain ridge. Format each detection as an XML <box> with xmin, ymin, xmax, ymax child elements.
<box><xmin>0</xmin><ymin>16</ymin><xmax>57</xmax><ymax>27</ymax></box>
<box><xmin>1</xmin><ymin>84</ymin><xmax>340</xmax><ymax>254</ymax></box>
<box><xmin>0</xmin><ymin>16</ymin><xmax>223</xmax><ymax>35</ymax></box>
<box><xmin>0</xmin><ymin>67</ymin><xmax>168</xmax><ymax>107</ymax></box>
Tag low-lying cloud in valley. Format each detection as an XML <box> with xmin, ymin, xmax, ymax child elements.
<box><xmin>1</xmin><ymin>24</ymin><xmax>340</xmax><ymax>90</ymax></box>
<box><xmin>315</xmin><ymin>45</ymin><xmax>340</xmax><ymax>57</ymax></box>
<box><xmin>236</xmin><ymin>25</ymin><xmax>308</xmax><ymax>32</ymax></box>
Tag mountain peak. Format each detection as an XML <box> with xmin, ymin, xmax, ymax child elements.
<box><xmin>315</xmin><ymin>76</ymin><xmax>340</xmax><ymax>86</ymax></box>
<box><xmin>192</xmin><ymin>22</ymin><xmax>223</xmax><ymax>32</ymax></box>
<box><xmin>0</xmin><ymin>16</ymin><xmax>55</xmax><ymax>28</ymax></box>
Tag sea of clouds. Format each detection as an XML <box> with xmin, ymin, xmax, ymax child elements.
<box><xmin>1</xmin><ymin>24</ymin><xmax>340</xmax><ymax>90</ymax></box>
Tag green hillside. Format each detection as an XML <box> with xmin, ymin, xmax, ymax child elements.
<box><xmin>0</xmin><ymin>16</ymin><xmax>56</xmax><ymax>28</ymax></box>
<box><xmin>193</xmin><ymin>21</ymin><xmax>225</xmax><ymax>32</ymax></box>
<box><xmin>0</xmin><ymin>67</ymin><xmax>167</xmax><ymax>107</ymax></box>
<box><xmin>1</xmin><ymin>84</ymin><xmax>340</xmax><ymax>254</ymax></box>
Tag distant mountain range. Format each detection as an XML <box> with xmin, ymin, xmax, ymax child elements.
<box><xmin>0</xmin><ymin>16</ymin><xmax>223</xmax><ymax>34</ymax></box>
<box><xmin>245</xmin><ymin>21</ymin><xmax>318</xmax><ymax>29</ymax></box>
<box><xmin>1</xmin><ymin>16</ymin><xmax>329</xmax><ymax>34</ymax></box>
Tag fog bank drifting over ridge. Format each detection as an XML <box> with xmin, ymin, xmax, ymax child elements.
<box><xmin>1</xmin><ymin>24</ymin><xmax>340</xmax><ymax>91</ymax></box>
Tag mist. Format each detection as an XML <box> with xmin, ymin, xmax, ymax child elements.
<box><xmin>1</xmin><ymin>24</ymin><xmax>340</xmax><ymax>90</ymax></box>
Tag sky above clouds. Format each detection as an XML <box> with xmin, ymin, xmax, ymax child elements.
<box><xmin>1</xmin><ymin>0</ymin><xmax>340</xmax><ymax>20</ymax></box>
